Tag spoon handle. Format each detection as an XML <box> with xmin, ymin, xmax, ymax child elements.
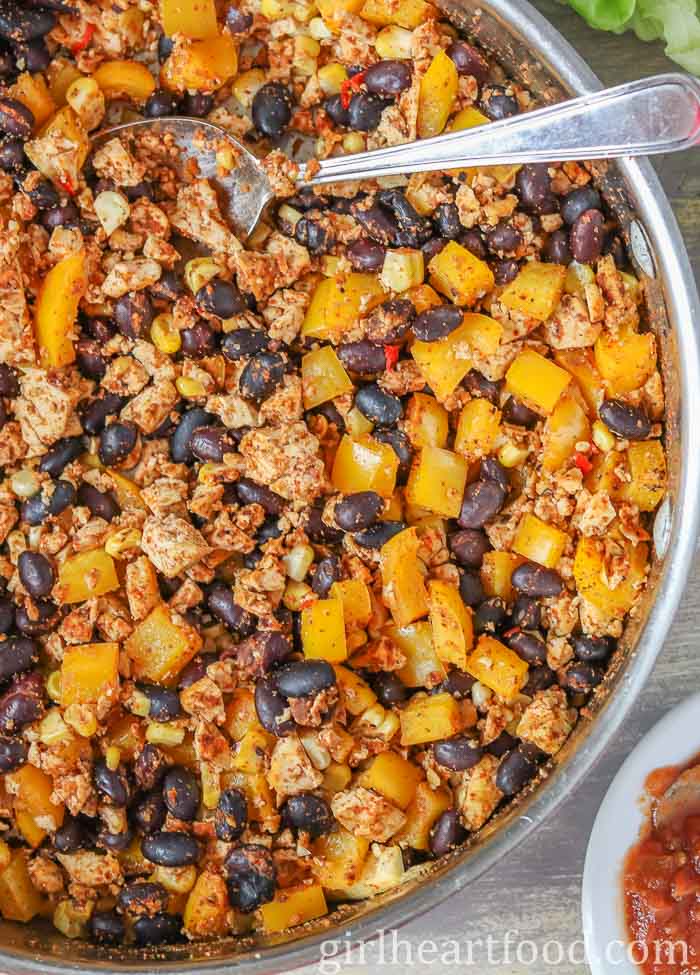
<box><xmin>304</xmin><ymin>72</ymin><xmax>700</xmax><ymax>186</ymax></box>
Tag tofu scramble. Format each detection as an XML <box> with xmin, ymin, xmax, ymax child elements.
<box><xmin>0</xmin><ymin>0</ymin><xmax>667</xmax><ymax>948</ymax></box>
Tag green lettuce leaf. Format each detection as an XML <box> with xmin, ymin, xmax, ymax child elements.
<box><xmin>566</xmin><ymin>0</ymin><xmax>636</xmax><ymax>31</ymax></box>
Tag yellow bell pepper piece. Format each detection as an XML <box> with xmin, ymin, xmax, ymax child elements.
<box><xmin>455</xmin><ymin>398</ymin><xmax>502</xmax><ymax>461</ymax></box>
<box><xmin>331</xmin><ymin>434</ymin><xmax>398</xmax><ymax>498</ymax></box>
<box><xmin>554</xmin><ymin>349</ymin><xmax>606</xmax><ymax>416</ymax></box>
<box><xmin>333</xmin><ymin>665</ymin><xmax>377</xmax><ymax>715</ymax></box>
<box><xmin>313</xmin><ymin>829</ymin><xmax>370</xmax><ymax>890</ymax></box>
<box><xmin>400</xmin><ymin>692</ymin><xmax>464</xmax><ymax>746</ymax></box>
<box><xmin>11</xmin><ymin>72</ymin><xmax>56</xmax><ymax>129</ymax></box>
<box><xmin>573</xmin><ymin>536</ymin><xmax>648</xmax><ymax>617</ymax></box>
<box><xmin>406</xmin><ymin>445</ymin><xmax>468</xmax><ymax>519</ymax></box>
<box><xmin>466</xmin><ymin>635</ymin><xmax>528</xmax><ymax>702</ymax></box>
<box><xmin>427</xmin><ymin>579</ymin><xmax>474</xmax><ymax>670</ymax></box>
<box><xmin>512</xmin><ymin>512</ymin><xmax>568</xmax><ymax>569</ymax></box>
<box><xmin>360</xmin><ymin>0</ymin><xmax>434</xmax><ymax>27</ymax></box>
<box><xmin>301</xmin><ymin>346</ymin><xmax>353</xmax><ymax>409</ymax></box>
<box><xmin>542</xmin><ymin>394</ymin><xmax>591</xmax><ymax>472</ymax></box>
<box><xmin>26</xmin><ymin>106</ymin><xmax>89</xmax><ymax>190</ymax></box>
<box><xmin>61</xmin><ymin>642</ymin><xmax>119</xmax><ymax>709</ymax></box>
<box><xmin>500</xmin><ymin>261</ymin><xmax>567</xmax><ymax>321</ymax></box>
<box><xmin>410</xmin><ymin>312</ymin><xmax>502</xmax><ymax>402</ymax></box>
<box><xmin>161</xmin><ymin>0</ymin><xmax>219</xmax><ymax>39</ymax></box>
<box><xmin>183</xmin><ymin>871</ymin><xmax>230</xmax><ymax>939</ymax></box>
<box><xmin>330</xmin><ymin>579</ymin><xmax>372</xmax><ymax>629</ymax></box>
<box><xmin>56</xmin><ymin>548</ymin><xmax>119</xmax><ymax>604</ymax></box>
<box><xmin>405</xmin><ymin>392</ymin><xmax>449</xmax><ymax>448</ymax></box>
<box><xmin>428</xmin><ymin>240</ymin><xmax>495</xmax><ymax>307</ymax></box>
<box><xmin>594</xmin><ymin>327</ymin><xmax>656</xmax><ymax>394</ymax></box>
<box><xmin>480</xmin><ymin>551</ymin><xmax>526</xmax><ymax>601</ymax></box>
<box><xmin>357</xmin><ymin>751</ymin><xmax>424</xmax><ymax>809</ymax></box>
<box><xmin>391</xmin><ymin>621</ymin><xmax>446</xmax><ymax>688</ymax></box>
<box><xmin>0</xmin><ymin>850</ymin><xmax>45</xmax><ymax>922</ymax></box>
<box><xmin>417</xmin><ymin>49</ymin><xmax>458</xmax><ymax>139</ymax></box>
<box><xmin>260</xmin><ymin>884</ymin><xmax>327</xmax><ymax>933</ymax></box>
<box><xmin>93</xmin><ymin>60</ymin><xmax>156</xmax><ymax>101</ymax></box>
<box><xmin>302</xmin><ymin>273</ymin><xmax>385</xmax><ymax>341</ymax></box>
<box><xmin>224</xmin><ymin>687</ymin><xmax>259</xmax><ymax>741</ymax></box>
<box><xmin>8</xmin><ymin>765</ymin><xmax>65</xmax><ymax>843</ymax></box>
<box><xmin>34</xmin><ymin>250</ymin><xmax>87</xmax><ymax>369</ymax></box>
<box><xmin>381</xmin><ymin>527</ymin><xmax>429</xmax><ymax>627</ymax></box>
<box><xmin>623</xmin><ymin>440</ymin><xmax>666</xmax><ymax>512</ymax></box>
<box><xmin>394</xmin><ymin>781</ymin><xmax>452</xmax><ymax>851</ymax></box>
<box><xmin>301</xmin><ymin>597</ymin><xmax>348</xmax><ymax>662</ymax></box>
<box><xmin>163</xmin><ymin>33</ymin><xmax>238</xmax><ymax>93</ymax></box>
<box><xmin>505</xmin><ymin>348</ymin><xmax>571</xmax><ymax>415</ymax></box>
<box><xmin>125</xmin><ymin>603</ymin><xmax>203</xmax><ymax>684</ymax></box>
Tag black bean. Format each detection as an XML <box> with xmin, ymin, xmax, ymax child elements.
<box><xmin>222</xmin><ymin>331</ymin><xmax>268</xmax><ymax>366</ymax></box>
<box><xmin>162</xmin><ymin>766</ymin><xmax>199</xmax><ymax>821</ymax></box>
<box><xmin>515</xmin><ymin>164</ymin><xmax>558</xmax><ymax>215</ymax></box>
<box><xmin>458</xmin><ymin>480</ymin><xmax>505</xmax><ymax>529</ymax></box>
<box><xmin>480</xmin><ymin>84</ymin><xmax>518</xmax><ymax>120</ymax></box>
<box><xmin>335</xmin><ymin>491</ymin><xmax>383</xmax><ymax>532</ymax></box>
<box><xmin>134</xmin><ymin>744</ymin><xmax>167</xmax><ymax>791</ymax></box>
<box><xmin>449</xmin><ymin>528</ymin><xmax>490</xmax><ymax>568</ymax></box>
<box><xmin>493</xmin><ymin>259</ymin><xmax>519</xmax><ymax>285</ymax></box>
<box><xmin>364</xmin><ymin>59</ymin><xmax>412</xmax><ymax>96</ymax></box>
<box><xmin>430</xmin><ymin>809</ymin><xmax>466</xmax><ymax>856</ymax></box>
<box><xmin>255</xmin><ymin>676</ymin><xmax>295</xmax><ymax>736</ymax></box>
<box><xmin>133</xmin><ymin>913</ymin><xmax>183</xmax><ymax>946</ymax></box>
<box><xmin>412</xmin><ymin>305</ymin><xmax>463</xmax><ymax>342</ymax></box>
<box><xmin>99</xmin><ymin>826</ymin><xmax>133</xmax><ymax>852</ymax></box>
<box><xmin>473</xmin><ymin>596</ymin><xmax>507</xmax><ymax>634</ymax></box>
<box><xmin>206</xmin><ymin>583</ymin><xmax>256</xmax><ymax>637</ymax></box>
<box><xmin>366</xmin><ymin>297</ymin><xmax>414</xmax><ymax>344</ymax></box>
<box><xmin>434</xmin><ymin>736</ymin><xmax>482</xmax><ymax>771</ymax></box>
<box><xmin>311</xmin><ymin>556</ymin><xmax>340</xmax><ymax>597</ymax></box>
<box><xmin>225</xmin><ymin>844</ymin><xmax>276</xmax><ymax>912</ymax></box>
<box><xmin>419</xmin><ymin>237</ymin><xmax>445</xmax><ymax>264</ymax></box>
<box><xmin>0</xmin><ymin>4</ymin><xmax>55</xmax><ymax>42</ymax></box>
<box><xmin>599</xmin><ymin>398</ymin><xmax>651</xmax><ymax>440</ymax></box>
<box><xmin>0</xmin><ymin>49</ymin><xmax>14</xmax><ymax>80</ymax></box>
<box><xmin>137</xmin><ymin>683</ymin><xmax>181</xmax><ymax>722</ymax></box>
<box><xmin>480</xmin><ymin>457</ymin><xmax>509</xmax><ymax>494</ymax></box>
<box><xmin>281</xmin><ymin>794</ymin><xmax>333</xmax><ymax>839</ymax></box>
<box><xmin>124</xmin><ymin>180</ymin><xmax>155</xmax><ymax>203</ymax></box>
<box><xmin>0</xmin><ymin>137</ymin><xmax>23</xmax><ymax>172</ymax></box>
<box><xmin>294</xmin><ymin>216</ymin><xmax>333</xmax><ymax>255</ymax></box>
<box><xmin>81</xmin><ymin>393</ymin><xmax>123</xmax><ymax>437</ymax></box>
<box><xmin>181</xmin><ymin>321</ymin><xmax>218</xmax><ymax>358</ymax></box>
<box><xmin>486</xmin><ymin>222</ymin><xmax>523</xmax><ymax>256</ymax></box>
<box><xmin>90</xmin><ymin>910</ymin><xmax>125</xmax><ymax>945</ymax></box>
<box><xmin>144</xmin><ymin>89</ymin><xmax>179</xmax><ymax>118</ymax></box>
<box><xmin>54</xmin><ymin>816</ymin><xmax>87</xmax><ymax>853</ymax></box>
<box><xmin>604</xmin><ymin>233</ymin><xmax>627</xmax><ymax>269</ymax></box>
<box><xmin>0</xmin><ymin>672</ymin><xmax>43</xmax><ymax>733</ymax></box>
<box><xmin>170</xmin><ymin>408</ymin><xmax>216</xmax><ymax>464</ymax></box>
<box><xmin>463</xmin><ymin>369</ymin><xmax>500</xmax><ymax>406</ymax></box>
<box><xmin>150</xmin><ymin>269</ymin><xmax>184</xmax><ymax>301</ymax></box>
<box><xmin>275</xmin><ymin>660</ymin><xmax>336</xmax><ymax>698</ymax></box>
<box><xmin>459</xmin><ymin>570</ymin><xmax>484</xmax><ymax>607</ymax></box>
<box><xmin>496</xmin><ymin>747</ymin><xmax>537</xmax><ymax>795</ymax></box>
<box><xmin>445</xmin><ymin>39</ymin><xmax>488</xmax><ymax>80</ymax></box>
<box><xmin>460</xmin><ymin>228</ymin><xmax>487</xmax><ymax>260</ymax></box>
<box><xmin>118</xmin><ymin>882</ymin><xmax>169</xmax><ymax>918</ymax></box>
<box><xmin>14</xmin><ymin>600</ymin><xmax>59</xmax><ymax>636</ymax></box>
<box><xmin>18</xmin><ymin>551</ymin><xmax>54</xmax><ymax>598</ymax></box>
<box><xmin>84</xmin><ymin>316</ymin><xmax>116</xmax><ymax>344</ymax></box>
<box><xmin>572</xmin><ymin>634</ymin><xmax>614</xmax><ymax>663</ymax></box>
<box><xmin>440</xmin><ymin>669</ymin><xmax>475</xmax><ymax>699</ymax></box>
<box><xmin>347</xmin><ymin>238</ymin><xmax>385</xmax><ymax>271</ymax></box>
<box><xmin>0</xmin><ymin>362</ymin><xmax>18</xmax><ymax>397</ymax></box>
<box><xmin>252</xmin><ymin>82</ymin><xmax>293</xmax><ymax>137</ymax></box>
<box><xmin>508</xmin><ymin>629</ymin><xmax>546</xmax><ymax>665</ymax></box>
<box><xmin>487</xmin><ymin>730</ymin><xmax>518</xmax><ymax>757</ymax></box>
<box><xmin>257</xmin><ymin>516</ymin><xmax>282</xmax><ymax>543</ymax></box>
<box><xmin>512</xmin><ymin>596</ymin><xmax>541</xmax><ymax>631</ymax></box>
<box><xmin>337</xmin><ymin>340</ymin><xmax>386</xmax><ymax>375</ymax></box>
<box><xmin>180</xmin><ymin>91</ymin><xmax>214</xmax><ymax>117</ymax></box>
<box><xmin>559</xmin><ymin>661</ymin><xmax>603</xmax><ymax>693</ymax></box>
<box><xmin>0</xmin><ymin>636</ymin><xmax>37</xmax><ymax>683</ymax></box>
<box><xmin>99</xmin><ymin>421</ymin><xmax>137</xmax><ymax>467</ymax></box>
<box><xmin>305</xmin><ymin>505</ymin><xmax>343</xmax><ymax>544</ymax></box>
<box><xmin>235</xmin><ymin>631</ymin><xmax>292</xmax><ymax>676</ymax></box>
<box><xmin>77</xmin><ymin>483</ymin><xmax>119</xmax><ymax>522</ymax></box>
<box><xmin>354</xmin><ymin>520</ymin><xmax>406</xmax><ymax>548</ymax></box>
<box><xmin>189</xmin><ymin>426</ymin><xmax>231</xmax><ymax>464</ymax></box>
<box><xmin>324</xmin><ymin>94</ymin><xmax>350</xmax><ymax>127</ymax></box>
<box><xmin>523</xmin><ymin>664</ymin><xmax>556</xmax><ymax>696</ymax></box>
<box><xmin>39</xmin><ymin>436</ymin><xmax>83</xmax><ymax>477</ymax></box>
<box><xmin>502</xmin><ymin>396</ymin><xmax>539</xmax><ymax>428</ymax></box>
<box><xmin>132</xmin><ymin>790</ymin><xmax>166</xmax><ymax>835</ymax></box>
<box><xmin>569</xmin><ymin>208</ymin><xmax>605</xmax><ymax>264</ymax></box>
<box><xmin>74</xmin><ymin>339</ymin><xmax>106</xmax><ymax>381</ymax></box>
<box><xmin>0</xmin><ymin>96</ymin><xmax>33</xmax><ymax>138</ymax></box>
<box><xmin>0</xmin><ymin>596</ymin><xmax>11</xmax><ymax>634</ymax></box>
<box><xmin>433</xmin><ymin>203</ymin><xmax>461</xmax><ymax>240</ymax></box>
<box><xmin>543</xmin><ymin>229</ymin><xmax>572</xmax><ymax>265</ymax></box>
<box><xmin>561</xmin><ymin>186</ymin><xmax>602</xmax><ymax>226</ymax></box>
<box><xmin>355</xmin><ymin>382</ymin><xmax>402</xmax><ymax>425</ymax></box>
<box><xmin>226</xmin><ymin>6</ymin><xmax>253</xmax><ymax>31</ymax></box>
<box><xmin>142</xmin><ymin>831</ymin><xmax>200</xmax><ymax>867</ymax></box>
<box><xmin>114</xmin><ymin>292</ymin><xmax>153</xmax><ymax>339</ymax></box>
<box><xmin>239</xmin><ymin>350</ymin><xmax>286</xmax><ymax>402</ymax></box>
<box><xmin>372</xmin><ymin>671</ymin><xmax>409</xmax><ymax>706</ymax></box>
<box><xmin>215</xmin><ymin>787</ymin><xmax>248</xmax><ymax>842</ymax></box>
<box><xmin>352</xmin><ymin>203</ymin><xmax>399</xmax><ymax>246</ymax></box>
<box><xmin>511</xmin><ymin>562</ymin><xmax>563</xmax><ymax>598</ymax></box>
<box><xmin>17</xmin><ymin>36</ymin><xmax>47</xmax><ymax>71</ymax></box>
<box><xmin>94</xmin><ymin>759</ymin><xmax>130</xmax><ymax>806</ymax></box>
<box><xmin>348</xmin><ymin>92</ymin><xmax>388</xmax><ymax>131</ymax></box>
<box><xmin>41</xmin><ymin>201</ymin><xmax>81</xmax><ymax>230</ymax></box>
<box><xmin>195</xmin><ymin>279</ymin><xmax>244</xmax><ymax>321</ymax></box>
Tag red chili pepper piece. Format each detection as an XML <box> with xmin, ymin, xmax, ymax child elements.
<box><xmin>72</xmin><ymin>23</ymin><xmax>95</xmax><ymax>55</ymax></box>
<box><xmin>384</xmin><ymin>344</ymin><xmax>400</xmax><ymax>371</ymax></box>
<box><xmin>574</xmin><ymin>452</ymin><xmax>593</xmax><ymax>475</ymax></box>
<box><xmin>58</xmin><ymin>178</ymin><xmax>75</xmax><ymax>196</ymax></box>
<box><xmin>340</xmin><ymin>71</ymin><xmax>366</xmax><ymax>110</ymax></box>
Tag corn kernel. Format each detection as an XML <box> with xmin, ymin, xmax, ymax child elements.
<box><xmin>146</xmin><ymin>722</ymin><xmax>185</xmax><ymax>746</ymax></box>
<box><xmin>299</xmin><ymin>730</ymin><xmax>331</xmax><ymax>770</ymax></box>
<box><xmin>309</xmin><ymin>15</ymin><xmax>332</xmax><ymax>38</ymax></box>
<box><xmin>318</xmin><ymin>62</ymin><xmax>348</xmax><ymax>95</ymax></box>
<box><xmin>53</xmin><ymin>899</ymin><xmax>92</xmax><ymax>939</ymax></box>
<box><xmin>39</xmin><ymin>709</ymin><xmax>71</xmax><ymax>745</ymax></box>
<box><xmin>46</xmin><ymin>670</ymin><xmax>62</xmax><ymax>703</ymax></box>
<box><xmin>184</xmin><ymin>257</ymin><xmax>224</xmax><ymax>294</ymax></box>
<box><xmin>66</xmin><ymin>76</ymin><xmax>105</xmax><ymax>130</ymax></box>
<box><xmin>130</xmin><ymin>688</ymin><xmax>151</xmax><ymax>717</ymax></box>
<box><xmin>94</xmin><ymin>190</ymin><xmax>130</xmax><ymax>237</ymax></box>
<box><xmin>215</xmin><ymin>145</ymin><xmax>235</xmax><ymax>173</ymax></box>
<box><xmin>293</xmin><ymin>34</ymin><xmax>320</xmax><ymax>75</ymax></box>
<box><xmin>278</xmin><ymin>204</ymin><xmax>303</xmax><ymax>231</ymax></box>
<box><xmin>176</xmin><ymin>376</ymin><xmax>206</xmax><ymax>399</ymax></box>
<box><xmin>284</xmin><ymin>580</ymin><xmax>313</xmax><ymax>611</ymax></box>
<box><xmin>231</xmin><ymin>68</ymin><xmax>267</xmax><ymax>109</ymax></box>
<box><xmin>105</xmin><ymin>527</ymin><xmax>141</xmax><ymax>559</ymax></box>
<box><xmin>150</xmin><ymin>864</ymin><xmax>197</xmax><ymax>894</ymax></box>
<box><xmin>283</xmin><ymin>543</ymin><xmax>315</xmax><ymax>582</ymax></box>
<box><xmin>592</xmin><ymin>419</ymin><xmax>616</xmax><ymax>452</ymax></box>
<box><xmin>380</xmin><ymin>248</ymin><xmax>425</xmax><ymax>293</ymax></box>
<box><xmin>63</xmin><ymin>705</ymin><xmax>97</xmax><ymax>738</ymax></box>
<box><xmin>498</xmin><ymin>442</ymin><xmax>529</xmax><ymax>468</ymax></box>
<box><xmin>104</xmin><ymin>746</ymin><xmax>121</xmax><ymax>772</ymax></box>
<box><xmin>343</xmin><ymin>131</ymin><xmax>365</xmax><ymax>153</ymax></box>
<box><xmin>564</xmin><ymin>261</ymin><xmax>595</xmax><ymax>297</ymax></box>
<box><xmin>375</xmin><ymin>25</ymin><xmax>413</xmax><ymax>59</ymax></box>
<box><xmin>0</xmin><ymin>840</ymin><xmax>10</xmax><ymax>872</ymax></box>
<box><xmin>151</xmin><ymin>313</ymin><xmax>181</xmax><ymax>354</ymax></box>
<box><xmin>375</xmin><ymin>710</ymin><xmax>400</xmax><ymax>740</ymax></box>
<box><xmin>346</xmin><ymin>406</ymin><xmax>374</xmax><ymax>437</ymax></box>
<box><xmin>10</xmin><ymin>469</ymin><xmax>40</xmax><ymax>498</ymax></box>
<box><xmin>260</xmin><ymin>0</ymin><xmax>291</xmax><ymax>15</ymax></box>
<box><xmin>201</xmin><ymin>764</ymin><xmax>221</xmax><ymax>809</ymax></box>
<box><xmin>320</xmin><ymin>255</ymin><xmax>341</xmax><ymax>277</ymax></box>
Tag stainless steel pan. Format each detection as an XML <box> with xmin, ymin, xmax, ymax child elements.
<box><xmin>4</xmin><ymin>1</ymin><xmax>699</xmax><ymax>971</ymax></box>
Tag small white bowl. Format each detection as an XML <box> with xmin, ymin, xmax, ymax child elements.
<box><xmin>582</xmin><ymin>691</ymin><xmax>700</xmax><ymax>975</ymax></box>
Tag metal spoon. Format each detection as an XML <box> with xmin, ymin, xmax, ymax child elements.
<box><xmin>96</xmin><ymin>72</ymin><xmax>700</xmax><ymax>239</ymax></box>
